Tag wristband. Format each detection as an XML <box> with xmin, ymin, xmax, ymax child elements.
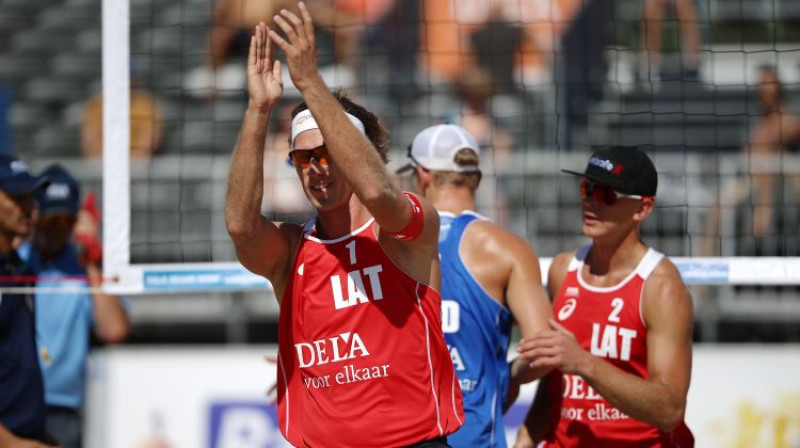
<box><xmin>385</xmin><ymin>192</ymin><xmax>425</xmax><ymax>241</ymax></box>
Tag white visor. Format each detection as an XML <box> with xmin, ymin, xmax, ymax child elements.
<box><xmin>290</xmin><ymin>109</ymin><xmax>366</xmax><ymax>149</ymax></box>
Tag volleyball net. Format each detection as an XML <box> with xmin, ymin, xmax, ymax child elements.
<box><xmin>88</xmin><ymin>0</ymin><xmax>800</xmax><ymax>297</ymax></box>
<box><xmin>1</xmin><ymin>0</ymin><xmax>799</xmax><ymax>298</ymax></box>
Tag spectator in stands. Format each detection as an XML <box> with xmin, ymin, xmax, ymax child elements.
<box><xmin>191</xmin><ymin>0</ymin><xmax>365</xmax><ymax>97</ymax></box>
<box><xmin>560</xmin><ymin>0</ymin><xmax>613</xmax><ymax>149</ymax></box>
<box><xmin>703</xmin><ymin>66</ymin><xmax>800</xmax><ymax>256</ymax></box>
<box><xmin>0</xmin><ymin>154</ymin><xmax>58</xmax><ymax>446</ymax></box>
<box><xmin>642</xmin><ymin>0</ymin><xmax>702</xmax><ymax>81</ymax></box>
<box><xmin>210</xmin><ymin>0</ymin><xmax>296</xmax><ymax>72</ymax></box>
<box><xmin>469</xmin><ymin>2</ymin><xmax>524</xmax><ymax>96</ymax></box>
<box><xmin>747</xmin><ymin>66</ymin><xmax>800</xmax><ymax>248</ymax></box>
<box><xmin>360</xmin><ymin>0</ymin><xmax>418</xmax><ymax>102</ymax></box>
<box><xmin>18</xmin><ymin>164</ymin><xmax>130</xmax><ymax>448</ymax></box>
<box><xmin>453</xmin><ymin>67</ymin><xmax>515</xmax><ymax>158</ymax></box>
<box><xmin>80</xmin><ymin>74</ymin><xmax>163</xmax><ymax>160</ymax></box>
<box><xmin>447</xmin><ymin>66</ymin><xmax>514</xmax><ymax>226</ymax></box>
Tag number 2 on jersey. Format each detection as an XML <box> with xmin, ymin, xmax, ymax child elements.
<box><xmin>608</xmin><ymin>298</ymin><xmax>624</xmax><ymax>322</ymax></box>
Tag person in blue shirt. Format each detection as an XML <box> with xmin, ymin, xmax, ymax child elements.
<box><xmin>0</xmin><ymin>154</ymin><xmax>58</xmax><ymax>447</ymax></box>
<box><xmin>397</xmin><ymin>125</ymin><xmax>553</xmax><ymax>447</ymax></box>
<box><xmin>19</xmin><ymin>164</ymin><xmax>130</xmax><ymax>448</ymax></box>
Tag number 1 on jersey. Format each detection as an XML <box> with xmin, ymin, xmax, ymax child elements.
<box><xmin>345</xmin><ymin>240</ymin><xmax>357</xmax><ymax>265</ymax></box>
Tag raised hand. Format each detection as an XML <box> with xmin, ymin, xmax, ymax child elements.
<box><xmin>247</xmin><ymin>22</ymin><xmax>283</xmax><ymax>112</ymax></box>
<box><xmin>269</xmin><ymin>2</ymin><xmax>322</xmax><ymax>92</ymax></box>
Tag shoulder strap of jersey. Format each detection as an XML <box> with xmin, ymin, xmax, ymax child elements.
<box><xmin>439</xmin><ymin>212</ymin><xmax>482</xmax><ymax>260</ymax></box>
<box><xmin>302</xmin><ymin>218</ymin><xmax>316</xmax><ymax>238</ymax></box>
<box><xmin>567</xmin><ymin>244</ymin><xmax>592</xmax><ymax>272</ymax></box>
<box><xmin>635</xmin><ymin>248</ymin><xmax>664</xmax><ymax>280</ymax></box>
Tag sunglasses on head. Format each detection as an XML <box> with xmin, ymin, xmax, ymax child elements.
<box><xmin>288</xmin><ymin>145</ymin><xmax>329</xmax><ymax>168</ymax></box>
<box><xmin>580</xmin><ymin>178</ymin><xmax>644</xmax><ymax>206</ymax></box>
<box><xmin>404</xmin><ymin>144</ymin><xmax>423</xmax><ymax>171</ymax></box>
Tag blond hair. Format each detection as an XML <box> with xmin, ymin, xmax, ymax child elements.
<box><xmin>432</xmin><ymin>148</ymin><xmax>481</xmax><ymax>190</ymax></box>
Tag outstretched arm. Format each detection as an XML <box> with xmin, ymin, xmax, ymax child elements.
<box><xmin>512</xmin><ymin>252</ymin><xmax>569</xmax><ymax>445</ymax></box>
<box><xmin>225</xmin><ymin>23</ymin><xmax>293</xmax><ymax>283</ymax></box>
<box><xmin>504</xmin><ymin>229</ymin><xmax>553</xmax><ymax>400</ymax></box>
<box><xmin>268</xmin><ymin>3</ymin><xmax>437</xmax><ymax>248</ymax></box>
<box><xmin>513</xmin><ymin>252</ymin><xmax>571</xmax><ymax>387</ymax></box>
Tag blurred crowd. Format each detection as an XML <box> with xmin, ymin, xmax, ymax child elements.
<box><xmin>0</xmin><ymin>0</ymin><xmax>798</xmax><ymax>257</ymax></box>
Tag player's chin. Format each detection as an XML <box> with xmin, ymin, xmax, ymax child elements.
<box><xmin>581</xmin><ymin>222</ymin><xmax>606</xmax><ymax>238</ymax></box>
<box><xmin>308</xmin><ymin>195</ymin><xmax>343</xmax><ymax>213</ymax></box>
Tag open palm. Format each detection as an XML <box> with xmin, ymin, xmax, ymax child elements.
<box><xmin>247</xmin><ymin>22</ymin><xmax>283</xmax><ymax>111</ymax></box>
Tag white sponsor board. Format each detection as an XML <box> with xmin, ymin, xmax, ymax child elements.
<box><xmin>85</xmin><ymin>345</ymin><xmax>800</xmax><ymax>447</ymax></box>
<box><xmin>686</xmin><ymin>345</ymin><xmax>800</xmax><ymax>447</ymax></box>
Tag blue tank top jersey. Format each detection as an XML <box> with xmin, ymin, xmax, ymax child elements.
<box><xmin>439</xmin><ymin>212</ymin><xmax>512</xmax><ymax>448</ymax></box>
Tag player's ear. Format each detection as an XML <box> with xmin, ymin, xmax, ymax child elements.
<box><xmin>413</xmin><ymin>166</ymin><xmax>431</xmax><ymax>191</ymax></box>
<box><xmin>633</xmin><ymin>196</ymin><xmax>655</xmax><ymax>222</ymax></box>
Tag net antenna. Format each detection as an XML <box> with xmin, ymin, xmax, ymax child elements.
<box><xmin>102</xmin><ymin>0</ymin><xmax>130</xmax><ymax>294</ymax></box>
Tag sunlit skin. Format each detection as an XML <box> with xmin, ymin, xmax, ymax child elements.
<box><xmin>581</xmin><ymin>187</ymin><xmax>653</xmax><ymax>242</ymax></box>
<box><xmin>577</xmin><ymin>182</ymin><xmax>656</xmax><ymax>277</ymax></box>
<box><xmin>582</xmin><ymin>196</ymin><xmax>641</xmax><ymax>238</ymax></box>
<box><xmin>292</xmin><ymin>128</ymin><xmax>354</xmax><ymax>214</ymax></box>
<box><xmin>0</xmin><ymin>190</ymin><xmax>36</xmax><ymax>243</ymax></box>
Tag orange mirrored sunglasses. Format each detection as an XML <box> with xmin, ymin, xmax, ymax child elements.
<box><xmin>288</xmin><ymin>145</ymin><xmax>329</xmax><ymax>168</ymax></box>
<box><xmin>580</xmin><ymin>178</ymin><xmax>644</xmax><ymax>206</ymax></box>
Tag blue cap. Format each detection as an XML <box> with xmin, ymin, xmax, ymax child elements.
<box><xmin>36</xmin><ymin>164</ymin><xmax>80</xmax><ymax>216</ymax></box>
<box><xmin>0</xmin><ymin>154</ymin><xmax>50</xmax><ymax>195</ymax></box>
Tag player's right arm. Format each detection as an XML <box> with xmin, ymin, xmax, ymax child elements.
<box><xmin>498</xmin><ymin>226</ymin><xmax>553</xmax><ymax>388</ymax></box>
<box><xmin>516</xmin><ymin>251</ymin><xmax>572</xmax><ymax>369</ymax></box>
<box><xmin>514</xmin><ymin>251</ymin><xmax>573</xmax><ymax>444</ymax></box>
<box><xmin>225</xmin><ymin>23</ymin><xmax>291</xmax><ymax>284</ymax></box>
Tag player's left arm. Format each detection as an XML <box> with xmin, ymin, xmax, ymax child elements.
<box><xmin>586</xmin><ymin>260</ymin><xmax>693</xmax><ymax>431</ymax></box>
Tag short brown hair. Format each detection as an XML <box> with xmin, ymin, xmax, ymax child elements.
<box><xmin>289</xmin><ymin>90</ymin><xmax>389</xmax><ymax>163</ymax></box>
<box><xmin>432</xmin><ymin>148</ymin><xmax>481</xmax><ymax>190</ymax></box>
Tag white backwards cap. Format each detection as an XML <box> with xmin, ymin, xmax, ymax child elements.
<box><xmin>290</xmin><ymin>109</ymin><xmax>366</xmax><ymax>149</ymax></box>
<box><xmin>396</xmin><ymin>124</ymin><xmax>481</xmax><ymax>174</ymax></box>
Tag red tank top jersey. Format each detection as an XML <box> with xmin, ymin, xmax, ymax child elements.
<box><xmin>277</xmin><ymin>218</ymin><xmax>464</xmax><ymax>447</ymax></box>
<box><xmin>541</xmin><ymin>245</ymin><xmax>694</xmax><ymax>448</ymax></box>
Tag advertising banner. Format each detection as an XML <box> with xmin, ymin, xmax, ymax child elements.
<box><xmin>85</xmin><ymin>345</ymin><xmax>800</xmax><ymax>447</ymax></box>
